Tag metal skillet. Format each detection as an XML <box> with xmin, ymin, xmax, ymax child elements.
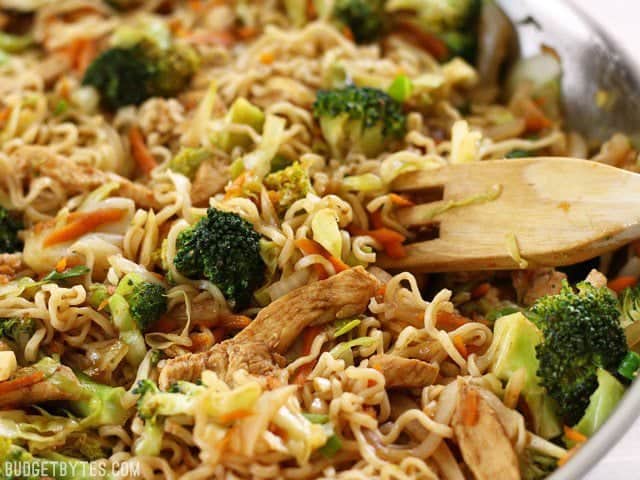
<box><xmin>491</xmin><ymin>1</ymin><xmax>640</xmax><ymax>478</ymax></box>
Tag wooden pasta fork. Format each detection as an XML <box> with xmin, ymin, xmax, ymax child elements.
<box><xmin>377</xmin><ymin>157</ymin><xmax>640</xmax><ymax>272</ymax></box>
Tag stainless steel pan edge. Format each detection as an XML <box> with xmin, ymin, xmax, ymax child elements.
<box><xmin>494</xmin><ymin>1</ymin><xmax>640</xmax><ymax>478</ymax></box>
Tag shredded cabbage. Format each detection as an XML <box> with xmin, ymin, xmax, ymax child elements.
<box><xmin>379</xmin><ymin>152</ymin><xmax>444</xmax><ymax>184</ymax></box>
<box><xmin>342</xmin><ymin>173</ymin><xmax>384</xmax><ymax>193</ymax></box>
<box><xmin>420</xmin><ymin>184</ymin><xmax>502</xmax><ymax>221</ymax></box>
<box><xmin>311</xmin><ymin>209</ymin><xmax>342</xmax><ymax>259</ymax></box>
<box><xmin>183</xmin><ymin>81</ymin><xmax>218</xmax><ymax>147</ymax></box>
<box><xmin>242</xmin><ymin>114</ymin><xmax>287</xmax><ymax>179</ymax></box>
<box><xmin>505</xmin><ymin>232</ymin><xmax>529</xmax><ymax>269</ymax></box>
<box><xmin>450</xmin><ymin>120</ymin><xmax>482</xmax><ymax>163</ymax></box>
<box><xmin>333</xmin><ymin>318</ymin><xmax>361</xmax><ymax>338</ymax></box>
<box><xmin>330</xmin><ymin>336</ymin><xmax>377</xmax><ymax>365</ymax></box>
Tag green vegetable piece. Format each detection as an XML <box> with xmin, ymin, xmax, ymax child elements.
<box><xmin>334</xmin><ymin>0</ymin><xmax>385</xmax><ymax>44</ymax></box>
<box><xmin>88</xmin><ymin>283</ymin><xmax>110</xmax><ymax>310</ymax></box>
<box><xmin>506</xmin><ymin>149</ymin><xmax>531</xmax><ymax>159</ymax></box>
<box><xmin>489</xmin><ymin>312</ymin><xmax>562</xmax><ymax>438</ymax></box>
<box><xmin>218</xmin><ymin>98</ymin><xmax>266</xmax><ymax>152</ymax></box>
<box><xmin>71</xmin><ymin>373</ymin><xmax>131</xmax><ymax>428</ymax></box>
<box><xmin>618</xmin><ymin>351</ymin><xmax>640</xmax><ymax>381</ymax></box>
<box><xmin>284</xmin><ymin>0</ymin><xmax>308</xmax><ymax>27</ymax></box>
<box><xmin>0</xmin><ymin>207</ymin><xmax>23</xmax><ymax>253</ymax></box>
<box><xmin>388</xmin><ymin>74</ymin><xmax>414</xmax><ymax>103</ymax></box>
<box><xmin>54</xmin><ymin>99</ymin><xmax>69</xmax><ymax>116</ymax></box>
<box><xmin>319</xmin><ymin>434</ymin><xmax>342</xmax><ymax>458</ymax></box>
<box><xmin>264</xmin><ymin>162</ymin><xmax>312</xmax><ymax>215</ymax></box>
<box><xmin>168</xmin><ymin>147</ymin><xmax>212</xmax><ymax>179</ymax></box>
<box><xmin>573</xmin><ymin>368</ymin><xmax>625</xmax><ymax>439</ymax></box>
<box><xmin>0</xmin><ymin>32</ymin><xmax>33</xmax><ymax>53</ymax></box>
<box><xmin>313</xmin><ymin>86</ymin><xmax>406</xmax><ymax>159</ymax></box>
<box><xmin>302</xmin><ymin>413</ymin><xmax>330</xmax><ymax>424</ymax></box>
<box><xmin>174</xmin><ymin>207</ymin><xmax>265</xmax><ymax>310</ymax></box>
<box><xmin>114</xmin><ymin>272</ymin><xmax>167</xmax><ymax>332</ymax></box>
<box><xmin>439</xmin><ymin>30</ymin><xmax>477</xmax><ymax>63</ymax></box>
<box><xmin>531</xmin><ymin>281</ymin><xmax>628</xmax><ymax>425</ymax></box>
<box><xmin>42</xmin><ymin>265</ymin><xmax>90</xmax><ymax>283</ymax></box>
<box><xmin>333</xmin><ymin>318</ymin><xmax>361</xmax><ymax>338</ymax></box>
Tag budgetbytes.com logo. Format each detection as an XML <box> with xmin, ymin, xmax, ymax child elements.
<box><xmin>1</xmin><ymin>460</ymin><xmax>141</xmax><ymax>478</ymax></box>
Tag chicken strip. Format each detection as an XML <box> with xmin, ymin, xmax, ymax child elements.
<box><xmin>159</xmin><ymin>267</ymin><xmax>379</xmax><ymax>388</ymax></box>
<box><xmin>11</xmin><ymin>146</ymin><xmax>160</xmax><ymax>210</ymax></box>
<box><xmin>191</xmin><ymin>160</ymin><xmax>229</xmax><ymax>206</ymax></box>
<box><xmin>0</xmin><ymin>364</ymin><xmax>82</xmax><ymax>408</ymax></box>
<box><xmin>369</xmin><ymin>354</ymin><xmax>439</xmax><ymax>388</ymax></box>
<box><xmin>453</xmin><ymin>382</ymin><xmax>521</xmax><ymax>480</ymax></box>
<box><xmin>512</xmin><ymin>268</ymin><xmax>566</xmax><ymax>306</ymax></box>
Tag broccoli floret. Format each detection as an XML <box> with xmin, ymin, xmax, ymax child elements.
<box><xmin>133</xmin><ymin>379</ymin><xmax>203</xmax><ymax>456</ymax></box>
<box><xmin>313</xmin><ymin>86</ymin><xmax>406</xmax><ymax>159</ymax></box>
<box><xmin>173</xmin><ymin>208</ymin><xmax>265</xmax><ymax>310</ymax></box>
<box><xmin>0</xmin><ymin>317</ymin><xmax>36</xmax><ymax>343</ymax></box>
<box><xmin>0</xmin><ymin>206</ymin><xmax>23</xmax><ymax>253</ymax></box>
<box><xmin>531</xmin><ymin>281</ymin><xmax>628</xmax><ymax>425</ymax></box>
<box><xmin>83</xmin><ymin>41</ymin><xmax>198</xmax><ymax>110</ymax></box>
<box><xmin>387</xmin><ymin>0</ymin><xmax>481</xmax><ymax>33</ymax></box>
<box><xmin>264</xmin><ymin>162</ymin><xmax>312</xmax><ymax>215</ymax></box>
<box><xmin>334</xmin><ymin>0</ymin><xmax>385</xmax><ymax>44</ymax></box>
<box><xmin>489</xmin><ymin>312</ymin><xmax>561</xmax><ymax>439</ymax></box>
<box><xmin>520</xmin><ymin>450</ymin><xmax>558</xmax><ymax>480</ymax></box>
<box><xmin>168</xmin><ymin>147</ymin><xmax>212</xmax><ymax>180</ymax></box>
<box><xmin>107</xmin><ymin>273</ymin><xmax>167</xmax><ymax>366</ymax></box>
<box><xmin>114</xmin><ymin>273</ymin><xmax>167</xmax><ymax>331</ymax></box>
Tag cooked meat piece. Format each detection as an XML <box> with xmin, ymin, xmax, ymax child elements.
<box><xmin>512</xmin><ymin>268</ymin><xmax>566</xmax><ymax>306</ymax></box>
<box><xmin>0</xmin><ymin>252</ymin><xmax>22</xmax><ymax>283</ymax></box>
<box><xmin>369</xmin><ymin>354</ymin><xmax>439</xmax><ymax>388</ymax></box>
<box><xmin>388</xmin><ymin>393</ymin><xmax>427</xmax><ymax>441</ymax></box>
<box><xmin>159</xmin><ymin>267</ymin><xmax>379</xmax><ymax>388</ymax></box>
<box><xmin>11</xmin><ymin>146</ymin><xmax>160</xmax><ymax>210</ymax></box>
<box><xmin>0</xmin><ymin>364</ymin><xmax>82</xmax><ymax>408</ymax></box>
<box><xmin>191</xmin><ymin>160</ymin><xmax>229</xmax><ymax>206</ymax></box>
<box><xmin>585</xmin><ymin>268</ymin><xmax>608</xmax><ymax>288</ymax></box>
<box><xmin>453</xmin><ymin>382</ymin><xmax>520</xmax><ymax>480</ymax></box>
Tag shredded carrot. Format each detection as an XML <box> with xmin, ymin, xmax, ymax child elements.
<box><xmin>436</xmin><ymin>311</ymin><xmax>471</xmax><ymax>331</ymax></box>
<box><xmin>217</xmin><ymin>314</ymin><xmax>252</xmax><ymax>330</ymax></box>
<box><xmin>0</xmin><ymin>371</ymin><xmax>44</xmax><ymax>395</ymax></box>
<box><xmin>153</xmin><ymin>315</ymin><xmax>178</xmax><ymax>334</ymax></box>
<box><xmin>219</xmin><ymin>408</ymin><xmax>253</xmax><ymax>423</ymax></box>
<box><xmin>224</xmin><ymin>171</ymin><xmax>250</xmax><ymax>200</ymax></box>
<box><xmin>43</xmin><ymin>208</ymin><xmax>125</xmax><ymax>247</ymax></box>
<box><xmin>98</xmin><ymin>298</ymin><xmax>109</xmax><ymax>311</ymax></box>
<box><xmin>608</xmin><ymin>276</ymin><xmax>638</xmax><ymax>293</ymax></box>
<box><xmin>453</xmin><ymin>335</ymin><xmax>468</xmax><ymax>359</ymax></box>
<box><xmin>563</xmin><ymin>425</ymin><xmax>588</xmax><ymax>443</ymax></box>
<box><xmin>471</xmin><ymin>282</ymin><xmax>491</xmax><ymax>299</ymax></box>
<box><xmin>259</xmin><ymin>51</ymin><xmax>275</xmax><ymax>65</ymax></box>
<box><xmin>462</xmin><ymin>388</ymin><xmax>479</xmax><ymax>426</ymax></box>
<box><xmin>212</xmin><ymin>327</ymin><xmax>226</xmax><ymax>344</ymax></box>
<box><xmin>293</xmin><ymin>326</ymin><xmax>323</xmax><ymax>385</ymax></box>
<box><xmin>558</xmin><ymin>445</ymin><xmax>580</xmax><ymax>467</ymax></box>
<box><xmin>188</xmin><ymin>330</ymin><xmax>215</xmax><ymax>352</ymax></box>
<box><xmin>375</xmin><ymin>285</ymin><xmax>386</xmax><ymax>297</ymax></box>
<box><xmin>370</xmin><ymin>209</ymin><xmax>385</xmax><ymax>229</ymax></box>
<box><xmin>76</xmin><ymin>38</ymin><xmax>97</xmax><ymax>75</ymax></box>
<box><xmin>306</xmin><ymin>0</ymin><xmax>316</xmax><ymax>17</ymax></box>
<box><xmin>55</xmin><ymin>257</ymin><xmax>68</xmax><ymax>273</ymax></box>
<box><xmin>0</xmin><ymin>107</ymin><xmax>11</xmax><ymax>126</ymax></box>
<box><xmin>187</xmin><ymin>0</ymin><xmax>205</xmax><ymax>12</ymax></box>
<box><xmin>342</xmin><ymin>26</ymin><xmax>354</xmax><ymax>42</ymax></box>
<box><xmin>350</xmin><ymin>225</ymin><xmax>407</xmax><ymax>260</ymax></box>
<box><xmin>235</xmin><ymin>26</ymin><xmax>258</xmax><ymax>40</ymax></box>
<box><xmin>389</xmin><ymin>193</ymin><xmax>414</xmax><ymax>207</ymax></box>
<box><xmin>295</xmin><ymin>238</ymin><xmax>349</xmax><ymax>274</ymax></box>
<box><xmin>521</xmin><ymin>99</ymin><xmax>552</xmax><ymax>132</ymax></box>
<box><xmin>129</xmin><ymin>126</ymin><xmax>157</xmax><ymax>175</ymax></box>
<box><xmin>397</xmin><ymin>20</ymin><xmax>449</xmax><ymax>61</ymax></box>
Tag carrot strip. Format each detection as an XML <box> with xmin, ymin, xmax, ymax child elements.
<box><xmin>0</xmin><ymin>371</ymin><xmax>44</xmax><ymax>395</ymax></box>
<box><xmin>521</xmin><ymin>99</ymin><xmax>552</xmax><ymax>132</ymax></box>
<box><xmin>293</xmin><ymin>326</ymin><xmax>323</xmax><ymax>385</ymax></box>
<box><xmin>558</xmin><ymin>446</ymin><xmax>580</xmax><ymax>467</ymax></box>
<box><xmin>471</xmin><ymin>282</ymin><xmax>491</xmax><ymax>299</ymax></box>
<box><xmin>218</xmin><ymin>408</ymin><xmax>253</xmax><ymax>423</ymax></box>
<box><xmin>188</xmin><ymin>330</ymin><xmax>215</xmax><ymax>352</ymax></box>
<box><xmin>453</xmin><ymin>335</ymin><xmax>468</xmax><ymax>359</ymax></box>
<box><xmin>462</xmin><ymin>388</ymin><xmax>479</xmax><ymax>426</ymax></box>
<box><xmin>389</xmin><ymin>193</ymin><xmax>414</xmax><ymax>207</ymax></box>
<box><xmin>342</xmin><ymin>26</ymin><xmax>354</xmax><ymax>42</ymax></box>
<box><xmin>55</xmin><ymin>257</ymin><xmax>68</xmax><ymax>273</ymax></box>
<box><xmin>436</xmin><ymin>311</ymin><xmax>471</xmax><ymax>331</ymax></box>
<box><xmin>259</xmin><ymin>51</ymin><xmax>275</xmax><ymax>65</ymax></box>
<box><xmin>370</xmin><ymin>209</ymin><xmax>385</xmax><ymax>229</ymax></box>
<box><xmin>396</xmin><ymin>20</ymin><xmax>449</xmax><ymax>61</ymax></box>
<box><xmin>306</xmin><ymin>0</ymin><xmax>317</xmax><ymax>18</ymax></box>
<box><xmin>235</xmin><ymin>26</ymin><xmax>258</xmax><ymax>40</ymax></box>
<box><xmin>295</xmin><ymin>238</ymin><xmax>349</xmax><ymax>274</ymax></box>
<box><xmin>564</xmin><ymin>425</ymin><xmax>588</xmax><ymax>443</ymax></box>
<box><xmin>129</xmin><ymin>126</ymin><xmax>158</xmax><ymax>175</ymax></box>
<box><xmin>224</xmin><ymin>171</ymin><xmax>249</xmax><ymax>200</ymax></box>
<box><xmin>43</xmin><ymin>208</ymin><xmax>125</xmax><ymax>247</ymax></box>
<box><xmin>350</xmin><ymin>225</ymin><xmax>407</xmax><ymax>260</ymax></box>
<box><xmin>608</xmin><ymin>276</ymin><xmax>638</xmax><ymax>293</ymax></box>
<box><xmin>217</xmin><ymin>314</ymin><xmax>252</xmax><ymax>330</ymax></box>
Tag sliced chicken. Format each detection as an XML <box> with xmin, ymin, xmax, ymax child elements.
<box><xmin>0</xmin><ymin>364</ymin><xmax>82</xmax><ymax>408</ymax></box>
<box><xmin>159</xmin><ymin>267</ymin><xmax>379</xmax><ymax>388</ymax></box>
<box><xmin>191</xmin><ymin>160</ymin><xmax>229</xmax><ymax>206</ymax></box>
<box><xmin>0</xmin><ymin>252</ymin><xmax>23</xmax><ymax>283</ymax></box>
<box><xmin>369</xmin><ymin>354</ymin><xmax>439</xmax><ymax>389</ymax></box>
<box><xmin>11</xmin><ymin>146</ymin><xmax>160</xmax><ymax>210</ymax></box>
<box><xmin>453</xmin><ymin>382</ymin><xmax>520</xmax><ymax>480</ymax></box>
<box><xmin>585</xmin><ymin>268</ymin><xmax>608</xmax><ymax>288</ymax></box>
<box><xmin>512</xmin><ymin>268</ymin><xmax>566</xmax><ymax>306</ymax></box>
